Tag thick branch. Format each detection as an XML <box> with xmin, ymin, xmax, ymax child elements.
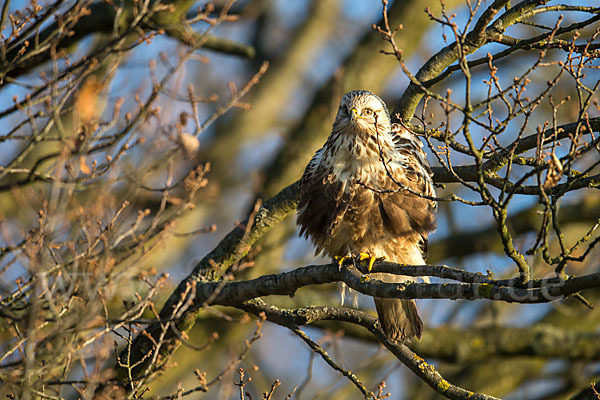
<box><xmin>193</xmin><ymin>263</ymin><xmax>600</xmax><ymax>306</ymax></box>
<box><xmin>191</xmin><ymin>180</ymin><xmax>300</xmax><ymax>278</ymax></box>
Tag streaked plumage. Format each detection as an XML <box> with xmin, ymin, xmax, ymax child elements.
<box><xmin>297</xmin><ymin>90</ymin><xmax>436</xmax><ymax>342</ymax></box>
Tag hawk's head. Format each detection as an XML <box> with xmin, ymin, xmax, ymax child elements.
<box><xmin>333</xmin><ymin>90</ymin><xmax>391</xmax><ymax>135</ymax></box>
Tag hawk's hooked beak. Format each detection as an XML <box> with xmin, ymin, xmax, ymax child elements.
<box><xmin>350</xmin><ymin>107</ymin><xmax>362</xmax><ymax>121</ymax></box>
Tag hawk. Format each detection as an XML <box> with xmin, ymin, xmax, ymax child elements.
<box><xmin>297</xmin><ymin>90</ymin><xmax>436</xmax><ymax>342</ymax></box>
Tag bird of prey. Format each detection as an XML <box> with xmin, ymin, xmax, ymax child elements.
<box><xmin>297</xmin><ymin>90</ymin><xmax>436</xmax><ymax>342</ymax></box>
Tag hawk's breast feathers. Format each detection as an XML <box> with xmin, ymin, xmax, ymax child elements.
<box><xmin>297</xmin><ymin>120</ymin><xmax>436</xmax><ymax>259</ymax></box>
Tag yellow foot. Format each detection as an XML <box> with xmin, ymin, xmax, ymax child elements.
<box><xmin>335</xmin><ymin>254</ymin><xmax>352</xmax><ymax>270</ymax></box>
<box><xmin>357</xmin><ymin>252</ymin><xmax>370</xmax><ymax>262</ymax></box>
<box><xmin>356</xmin><ymin>253</ymin><xmax>385</xmax><ymax>272</ymax></box>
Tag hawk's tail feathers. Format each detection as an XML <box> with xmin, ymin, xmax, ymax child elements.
<box><xmin>338</xmin><ymin>282</ymin><xmax>359</xmax><ymax>308</ymax></box>
<box><xmin>374</xmin><ymin>298</ymin><xmax>422</xmax><ymax>342</ymax></box>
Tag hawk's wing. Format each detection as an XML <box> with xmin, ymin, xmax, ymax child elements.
<box><xmin>372</xmin><ymin>123</ymin><xmax>436</xmax><ymax>255</ymax></box>
<box><xmin>297</xmin><ymin>147</ymin><xmax>353</xmax><ymax>255</ymax></box>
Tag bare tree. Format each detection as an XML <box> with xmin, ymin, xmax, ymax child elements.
<box><xmin>1</xmin><ymin>1</ymin><xmax>599</xmax><ymax>399</ymax></box>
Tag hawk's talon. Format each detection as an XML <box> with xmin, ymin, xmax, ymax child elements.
<box><xmin>335</xmin><ymin>254</ymin><xmax>352</xmax><ymax>270</ymax></box>
<box><xmin>353</xmin><ymin>252</ymin><xmax>385</xmax><ymax>272</ymax></box>
<box><xmin>368</xmin><ymin>256</ymin><xmax>377</xmax><ymax>272</ymax></box>
<box><xmin>357</xmin><ymin>252</ymin><xmax>370</xmax><ymax>262</ymax></box>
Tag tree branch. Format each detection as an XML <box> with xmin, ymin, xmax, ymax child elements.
<box><xmin>193</xmin><ymin>263</ymin><xmax>600</xmax><ymax>307</ymax></box>
<box><xmin>239</xmin><ymin>299</ymin><xmax>499</xmax><ymax>400</ymax></box>
<box><xmin>163</xmin><ymin>25</ymin><xmax>255</xmax><ymax>59</ymax></box>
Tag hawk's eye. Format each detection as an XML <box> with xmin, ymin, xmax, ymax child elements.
<box><xmin>363</xmin><ymin>108</ymin><xmax>373</xmax><ymax>116</ymax></box>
